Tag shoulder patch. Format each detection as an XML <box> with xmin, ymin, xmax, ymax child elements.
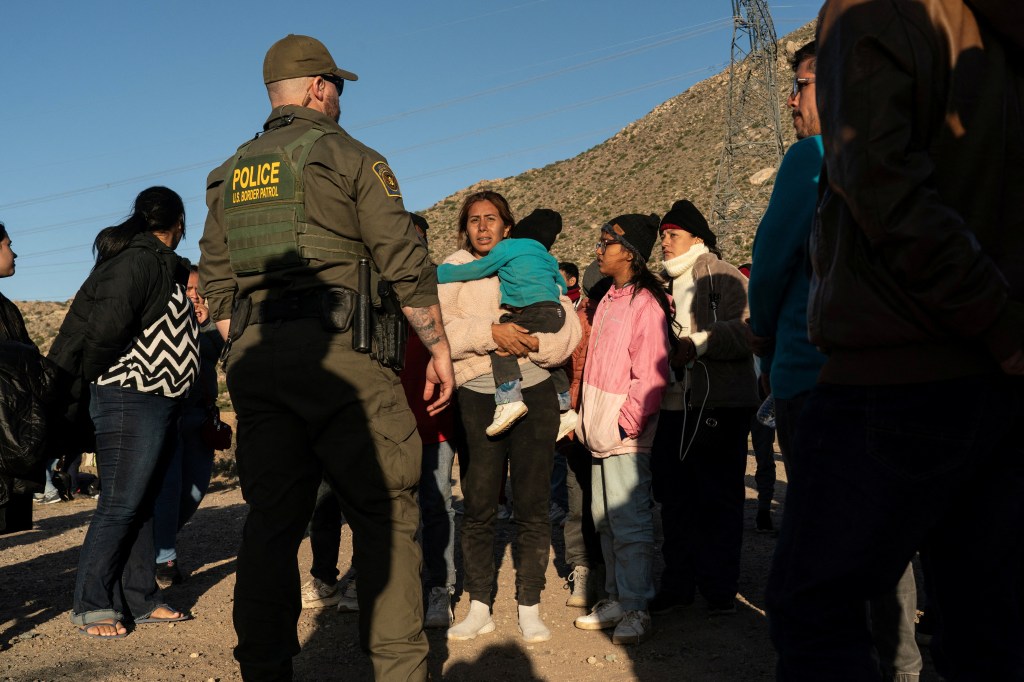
<box><xmin>372</xmin><ymin>161</ymin><xmax>402</xmax><ymax>198</ymax></box>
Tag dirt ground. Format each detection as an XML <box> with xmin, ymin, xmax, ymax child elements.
<box><xmin>0</xmin><ymin>431</ymin><xmax>935</xmax><ymax>681</ymax></box>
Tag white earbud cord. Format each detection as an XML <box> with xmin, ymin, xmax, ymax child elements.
<box><xmin>678</xmin><ymin>359</ymin><xmax>710</xmax><ymax>463</ymax></box>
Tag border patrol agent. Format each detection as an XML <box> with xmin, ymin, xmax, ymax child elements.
<box><xmin>199</xmin><ymin>34</ymin><xmax>454</xmax><ymax>682</ymax></box>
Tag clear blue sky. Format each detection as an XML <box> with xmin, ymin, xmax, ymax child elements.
<box><xmin>0</xmin><ymin>0</ymin><xmax>819</xmax><ymax>301</ymax></box>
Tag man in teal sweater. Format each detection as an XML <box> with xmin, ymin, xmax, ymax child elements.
<box><xmin>751</xmin><ymin>40</ymin><xmax>921</xmax><ymax>681</ymax></box>
<box><xmin>747</xmin><ymin>40</ymin><xmax>825</xmax><ymax>473</ymax></box>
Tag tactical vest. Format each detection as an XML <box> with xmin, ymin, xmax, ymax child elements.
<box><xmin>223</xmin><ymin>120</ymin><xmax>371</xmax><ymax>276</ymax></box>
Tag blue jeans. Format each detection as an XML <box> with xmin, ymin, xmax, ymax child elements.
<box><xmin>774</xmin><ymin>392</ymin><xmax>809</xmax><ymax>481</ymax></box>
<box><xmin>43</xmin><ymin>458</ymin><xmax>59</xmax><ymax>495</ymax></box>
<box><xmin>71</xmin><ymin>384</ymin><xmax>181</xmax><ymax>625</ymax></box>
<box><xmin>750</xmin><ymin>415</ymin><xmax>776</xmax><ymax>512</ymax></box>
<box><xmin>591</xmin><ymin>452</ymin><xmax>655</xmax><ymax>611</ymax></box>
<box><xmin>153</xmin><ymin>405</ymin><xmax>215</xmax><ymax>564</ymax></box>
<box><xmin>561</xmin><ymin>437</ymin><xmax>602</xmax><ymax>569</ymax></box>
<box><xmin>419</xmin><ymin>439</ymin><xmax>456</xmax><ymax>590</ymax></box>
<box><xmin>767</xmin><ymin>376</ymin><xmax>1024</xmax><ymax>680</ymax></box>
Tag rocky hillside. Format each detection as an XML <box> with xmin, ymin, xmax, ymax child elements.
<box><xmin>420</xmin><ymin>22</ymin><xmax>816</xmax><ymax>269</ymax></box>
<box><xmin>18</xmin><ymin>300</ymin><xmax>70</xmax><ymax>355</ymax></box>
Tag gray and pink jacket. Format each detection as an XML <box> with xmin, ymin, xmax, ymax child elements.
<box><xmin>577</xmin><ymin>284</ymin><xmax>671</xmax><ymax>458</ymax></box>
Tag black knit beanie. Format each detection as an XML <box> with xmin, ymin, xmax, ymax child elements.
<box><xmin>511</xmin><ymin>208</ymin><xmax>562</xmax><ymax>251</ymax></box>
<box><xmin>659</xmin><ymin>199</ymin><xmax>716</xmax><ymax>248</ymax></box>
<box><xmin>602</xmin><ymin>213</ymin><xmax>661</xmax><ymax>261</ymax></box>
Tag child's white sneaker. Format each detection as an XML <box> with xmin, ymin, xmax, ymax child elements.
<box><xmin>556</xmin><ymin>409</ymin><xmax>579</xmax><ymax>441</ymax></box>
<box><xmin>486</xmin><ymin>401</ymin><xmax>528</xmax><ymax>437</ymax></box>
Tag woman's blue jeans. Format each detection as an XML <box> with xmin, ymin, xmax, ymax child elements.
<box><xmin>71</xmin><ymin>384</ymin><xmax>181</xmax><ymax>625</ymax></box>
<box><xmin>419</xmin><ymin>439</ymin><xmax>456</xmax><ymax>590</ymax></box>
<box><xmin>153</xmin><ymin>404</ymin><xmax>215</xmax><ymax>564</ymax></box>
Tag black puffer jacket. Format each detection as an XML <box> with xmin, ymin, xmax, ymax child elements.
<box><xmin>0</xmin><ymin>341</ymin><xmax>53</xmax><ymax>487</ymax></box>
<box><xmin>0</xmin><ymin>293</ymin><xmax>51</xmax><ymax>532</ymax></box>
<box><xmin>48</xmin><ymin>232</ymin><xmax>190</xmax><ymax>453</ymax></box>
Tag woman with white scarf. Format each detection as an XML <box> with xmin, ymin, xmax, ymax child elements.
<box><xmin>647</xmin><ymin>200</ymin><xmax>759</xmax><ymax>616</ymax></box>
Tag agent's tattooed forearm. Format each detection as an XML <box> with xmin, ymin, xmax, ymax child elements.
<box><xmin>403</xmin><ymin>305</ymin><xmax>447</xmax><ymax>349</ymax></box>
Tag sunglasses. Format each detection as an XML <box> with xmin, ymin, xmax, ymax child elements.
<box><xmin>791</xmin><ymin>77</ymin><xmax>815</xmax><ymax>97</ymax></box>
<box><xmin>322</xmin><ymin>74</ymin><xmax>345</xmax><ymax>95</ymax></box>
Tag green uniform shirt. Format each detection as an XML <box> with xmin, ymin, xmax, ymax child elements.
<box><xmin>199</xmin><ymin>105</ymin><xmax>438</xmax><ymax>322</ymax></box>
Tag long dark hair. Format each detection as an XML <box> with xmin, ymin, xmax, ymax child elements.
<box><xmin>609</xmin><ymin>229</ymin><xmax>680</xmax><ymax>351</ymax></box>
<box><xmin>93</xmin><ymin>186</ymin><xmax>185</xmax><ymax>267</ymax></box>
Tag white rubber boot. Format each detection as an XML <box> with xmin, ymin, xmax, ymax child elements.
<box><xmin>518</xmin><ymin>603</ymin><xmax>551</xmax><ymax>643</ymax></box>
<box><xmin>447</xmin><ymin>599</ymin><xmax>495</xmax><ymax>640</ymax></box>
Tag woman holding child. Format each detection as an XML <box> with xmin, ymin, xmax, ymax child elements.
<box><xmin>437</xmin><ymin>190</ymin><xmax>580</xmax><ymax>643</ymax></box>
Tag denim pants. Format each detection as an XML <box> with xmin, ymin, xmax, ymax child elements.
<box><xmin>561</xmin><ymin>437</ymin><xmax>602</xmax><ymax>569</ymax></box>
<box><xmin>750</xmin><ymin>415</ymin><xmax>776</xmax><ymax>513</ymax></box>
<box><xmin>774</xmin><ymin>392</ymin><xmax>809</xmax><ymax>481</ymax></box>
<box><xmin>767</xmin><ymin>376</ymin><xmax>1024</xmax><ymax>680</ymax></box>
<box><xmin>591</xmin><ymin>452</ymin><xmax>655</xmax><ymax>611</ymax></box>
<box><xmin>43</xmin><ymin>458</ymin><xmax>59</xmax><ymax>496</ymax></box>
<box><xmin>775</xmin><ymin>389</ymin><xmax>920</xmax><ymax>678</ymax></box>
<box><xmin>153</xmin><ymin>404</ymin><xmax>214</xmax><ymax>564</ymax></box>
<box><xmin>456</xmin><ymin>382</ymin><xmax>557</xmax><ymax>606</ymax></box>
<box><xmin>651</xmin><ymin>407</ymin><xmax>752</xmax><ymax>605</ymax></box>
<box><xmin>71</xmin><ymin>384</ymin><xmax>181</xmax><ymax>625</ymax></box>
<box><xmin>308</xmin><ymin>478</ymin><xmax>345</xmax><ymax>584</ymax></box>
<box><xmin>419</xmin><ymin>439</ymin><xmax>456</xmax><ymax>590</ymax></box>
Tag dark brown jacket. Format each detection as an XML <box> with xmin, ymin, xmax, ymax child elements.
<box><xmin>811</xmin><ymin>0</ymin><xmax>1024</xmax><ymax>384</ymax></box>
<box><xmin>666</xmin><ymin>253</ymin><xmax>759</xmax><ymax>409</ymax></box>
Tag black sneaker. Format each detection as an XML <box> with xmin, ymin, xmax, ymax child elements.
<box><xmin>648</xmin><ymin>591</ymin><xmax>694</xmax><ymax>615</ymax></box>
<box><xmin>155</xmin><ymin>560</ymin><xmax>183</xmax><ymax>589</ymax></box>
<box><xmin>755</xmin><ymin>509</ymin><xmax>774</xmax><ymax>534</ymax></box>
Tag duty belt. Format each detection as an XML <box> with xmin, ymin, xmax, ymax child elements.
<box><xmin>250</xmin><ymin>295</ymin><xmax>322</xmax><ymax>324</ymax></box>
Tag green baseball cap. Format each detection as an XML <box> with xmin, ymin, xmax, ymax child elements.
<box><xmin>263</xmin><ymin>34</ymin><xmax>359</xmax><ymax>85</ymax></box>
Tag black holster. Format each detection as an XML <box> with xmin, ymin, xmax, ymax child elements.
<box><xmin>371</xmin><ymin>280</ymin><xmax>407</xmax><ymax>370</ymax></box>
<box><xmin>320</xmin><ymin>287</ymin><xmax>357</xmax><ymax>332</ymax></box>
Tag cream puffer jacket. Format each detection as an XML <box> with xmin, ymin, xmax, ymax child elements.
<box><xmin>438</xmin><ymin>248</ymin><xmax>582</xmax><ymax>388</ymax></box>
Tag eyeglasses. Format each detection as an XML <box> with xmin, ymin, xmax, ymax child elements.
<box><xmin>596</xmin><ymin>238</ymin><xmax>621</xmax><ymax>252</ymax></box>
<box><xmin>791</xmin><ymin>77</ymin><xmax>815</xmax><ymax>98</ymax></box>
<box><xmin>322</xmin><ymin>74</ymin><xmax>345</xmax><ymax>95</ymax></box>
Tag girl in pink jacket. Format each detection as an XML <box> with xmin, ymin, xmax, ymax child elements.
<box><xmin>574</xmin><ymin>213</ymin><xmax>673</xmax><ymax>645</ymax></box>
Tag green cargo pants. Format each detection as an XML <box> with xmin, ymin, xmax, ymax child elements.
<box><xmin>226</xmin><ymin>316</ymin><xmax>427</xmax><ymax>681</ymax></box>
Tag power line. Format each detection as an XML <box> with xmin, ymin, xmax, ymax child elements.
<box><xmin>352</xmin><ymin>20</ymin><xmax>730</xmax><ymax>131</ymax></box>
<box><xmin>0</xmin><ymin>160</ymin><xmax>220</xmax><ymax>211</ymax></box>
<box><xmin>2</xmin><ymin>20</ymin><xmax>729</xmax><ymax>213</ymax></box>
<box><xmin>404</xmin><ymin>126</ymin><xmax>622</xmax><ymax>182</ymax></box>
<box><xmin>390</xmin><ymin>64</ymin><xmax>725</xmax><ymax>157</ymax></box>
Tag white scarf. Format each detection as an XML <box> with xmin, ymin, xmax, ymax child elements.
<box><xmin>662</xmin><ymin>243</ymin><xmax>710</xmax><ymax>335</ymax></box>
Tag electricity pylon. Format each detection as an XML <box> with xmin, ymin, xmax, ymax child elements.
<box><xmin>710</xmin><ymin>0</ymin><xmax>785</xmax><ymax>240</ymax></box>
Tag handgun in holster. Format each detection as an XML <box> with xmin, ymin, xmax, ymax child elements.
<box><xmin>371</xmin><ymin>279</ymin><xmax>407</xmax><ymax>370</ymax></box>
<box><xmin>220</xmin><ymin>297</ymin><xmax>253</xmax><ymax>369</ymax></box>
